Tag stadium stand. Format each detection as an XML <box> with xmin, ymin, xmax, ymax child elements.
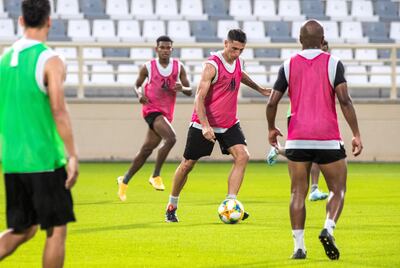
<box><xmin>0</xmin><ymin>0</ymin><xmax>398</xmax><ymax>99</ymax></box>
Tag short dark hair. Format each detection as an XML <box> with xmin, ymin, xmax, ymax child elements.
<box><xmin>156</xmin><ymin>35</ymin><xmax>173</xmax><ymax>46</ymax></box>
<box><xmin>227</xmin><ymin>29</ymin><xmax>247</xmax><ymax>44</ymax></box>
<box><xmin>22</xmin><ymin>0</ymin><xmax>50</xmax><ymax>28</ymax></box>
<box><xmin>323</xmin><ymin>40</ymin><xmax>329</xmax><ymax>46</ymax></box>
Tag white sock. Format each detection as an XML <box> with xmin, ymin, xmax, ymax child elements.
<box><xmin>292</xmin><ymin>229</ymin><xmax>306</xmax><ymax>252</ymax></box>
<box><xmin>167</xmin><ymin>195</ymin><xmax>179</xmax><ymax>209</ymax></box>
<box><xmin>226</xmin><ymin>194</ymin><xmax>237</xmax><ymax>199</ymax></box>
<box><xmin>324</xmin><ymin>218</ymin><xmax>336</xmax><ymax>235</ymax></box>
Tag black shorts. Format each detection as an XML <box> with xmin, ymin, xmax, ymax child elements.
<box><xmin>4</xmin><ymin>167</ymin><xmax>75</xmax><ymax>232</ymax></box>
<box><xmin>144</xmin><ymin>112</ymin><xmax>163</xmax><ymax>130</ymax></box>
<box><xmin>183</xmin><ymin>123</ymin><xmax>247</xmax><ymax>160</ymax></box>
<box><xmin>285</xmin><ymin>144</ymin><xmax>346</xmax><ymax>164</ymax></box>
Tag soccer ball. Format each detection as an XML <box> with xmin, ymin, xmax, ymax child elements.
<box><xmin>218</xmin><ymin>199</ymin><xmax>244</xmax><ymax>224</ymax></box>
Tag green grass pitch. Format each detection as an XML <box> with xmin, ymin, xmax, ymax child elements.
<box><xmin>1</xmin><ymin>162</ymin><xmax>399</xmax><ymax>267</ymax></box>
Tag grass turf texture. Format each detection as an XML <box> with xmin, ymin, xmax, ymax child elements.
<box><xmin>0</xmin><ymin>162</ymin><xmax>399</xmax><ymax>267</ymax></box>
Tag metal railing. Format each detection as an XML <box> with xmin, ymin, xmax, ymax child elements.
<box><xmin>0</xmin><ymin>42</ymin><xmax>398</xmax><ymax>99</ymax></box>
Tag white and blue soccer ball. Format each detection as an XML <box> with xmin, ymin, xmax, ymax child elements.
<box><xmin>218</xmin><ymin>199</ymin><xmax>244</xmax><ymax>224</ymax></box>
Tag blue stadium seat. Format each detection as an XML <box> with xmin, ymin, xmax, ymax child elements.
<box><xmin>203</xmin><ymin>0</ymin><xmax>232</xmax><ymax>20</ymax></box>
<box><xmin>266</xmin><ymin>21</ymin><xmax>296</xmax><ymax>43</ymax></box>
<box><xmin>103</xmin><ymin>48</ymin><xmax>130</xmax><ymax>58</ymax></box>
<box><xmin>48</xmin><ymin>19</ymin><xmax>70</xmax><ymax>41</ymax></box>
<box><xmin>254</xmin><ymin>48</ymin><xmax>281</xmax><ymax>66</ymax></box>
<box><xmin>363</xmin><ymin>22</ymin><xmax>393</xmax><ymax>43</ymax></box>
<box><xmin>373</xmin><ymin>1</ymin><xmax>400</xmax><ymax>22</ymax></box>
<box><xmin>4</xmin><ymin>0</ymin><xmax>21</xmax><ymax>18</ymax></box>
<box><xmin>191</xmin><ymin>21</ymin><xmax>221</xmax><ymax>42</ymax></box>
<box><xmin>80</xmin><ymin>0</ymin><xmax>109</xmax><ymax>19</ymax></box>
<box><xmin>301</xmin><ymin>0</ymin><xmax>329</xmax><ymax>20</ymax></box>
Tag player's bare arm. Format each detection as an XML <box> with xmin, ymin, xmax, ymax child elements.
<box><xmin>135</xmin><ymin>65</ymin><xmax>149</xmax><ymax>104</ymax></box>
<box><xmin>335</xmin><ymin>82</ymin><xmax>363</xmax><ymax>156</ymax></box>
<box><xmin>45</xmin><ymin>56</ymin><xmax>79</xmax><ymax>189</ymax></box>
<box><xmin>266</xmin><ymin>89</ymin><xmax>284</xmax><ymax>147</ymax></box>
<box><xmin>195</xmin><ymin>63</ymin><xmax>216</xmax><ymax>142</ymax></box>
<box><xmin>174</xmin><ymin>65</ymin><xmax>192</xmax><ymax>96</ymax></box>
<box><xmin>241</xmin><ymin>71</ymin><xmax>271</xmax><ymax>96</ymax></box>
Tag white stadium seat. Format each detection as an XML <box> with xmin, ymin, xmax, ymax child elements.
<box><xmin>156</xmin><ymin>0</ymin><xmax>181</xmax><ymax>20</ymax></box>
<box><xmin>65</xmin><ymin>64</ymin><xmax>89</xmax><ymax>85</ymax></box>
<box><xmin>369</xmin><ymin>66</ymin><xmax>391</xmax><ymax>86</ymax></box>
<box><xmin>355</xmin><ymin>48</ymin><xmax>379</xmax><ymax>65</ymax></box>
<box><xmin>106</xmin><ymin>0</ymin><xmax>131</xmax><ymax>20</ymax></box>
<box><xmin>117</xmin><ymin>64</ymin><xmax>139</xmax><ymax>85</ymax></box>
<box><xmin>351</xmin><ymin>0</ymin><xmax>378</xmax><ymax>22</ymax></box>
<box><xmin>83</xmin><ymin>47</ymin><xmax>105</xmax><ymax>65</ymax></box>
<box><xmin>130</xmin><ymin>48</ymin><xmax>154</xmax><ymax>65</ymax></box>
<box><xmin>117</xmin><ymin>20</ymin><xmax>144</xmax><ymax>42</ymax></box>
<box><xmin>390</xmin><ymin>22</ymin><xmax>400</xmax><ymax>42</ymax></box>
<box><xmin>346</xmin><ymin>65</ymin><xmax>368</xmax><ymax>86</ymax></box>
<box><xmin>245</xmin><ymin>65</ymin><xmax>268</xmax><ymax>85</ymax></box>
<box><xmin>330</xmin><ymin>49</ymin><xmax>353</xmax><ymax>61</ymax></box>
<box><xmin>281</xmin><ymin>48</ymin><xmax>299</xmax><ymax>60</ymax></box>
<box><xmin>56</xmin><ymin>0</ymin><xmax>83</xmax><ymax>19</ymax></box>
<box><xmin>68</xmin><ymin>19</ymin><xmax>94</xmax><ymax>42</ymax></box>
<box><xmin>0</xmin><ymin>0</ymin><xmax>8</xmax><ymax>18</ymax></box>
<box><xmin>243</xmin><ymin>21</ymin><xmax>270</xmax><ymax>43</ymax></box>
<box><xmin>320</xmin><ymin>21</ymin><xmax>343</xmax><ymax>43</ymax></box>
<box><xmin>142</xmin><ymin>20</ymin><xmax>166</xmax><ymax>42</ymax></box>
<box><xmin>326</xmin><ymin>0</ymin><xmax>351</xmax><ymax>21</ymax></box>
<box><xmin>131</xmin><ymin>0</ymin><xmax>157</xmax><ymax>20</ymax></box>
<box><xmin>0</xmin><ymin>19</ymin><xmax>15</xmax><ymax>41</ymax></box>
<box><xmin>254</xmin><ymin>0</ymin><xmax>281</xmax><ymax>21</ymax></box>
<box><xmin>341</xmin><ymin>21</ymin><xmax>369</xmax><ymax>43</ymax></box>
<box><xmin>90</xmin><ymin>64</ymin><xmax>115</xmax><ymax>85</ymax></box>
<box><xmin>167</xmin><ymin>20</ymin><xmax>195</xmax><ymax>42</ymax></box>
<box><xmin>278</xmin><ymin>0</ymin><xmax>305</xmax><ymax>21</ymax></box>
<box><xmin>269</xmin><ymin>65</ymin><xmax>281</xmax><ymax>84</ymax></box>
<box><xmin>229</xmin><ymin>0</ymin><xmax>254</xmax><ymax>21</ymax></box>
<box><xmin>180</xmin><ymin>0</ymin><xmax>207</xmax><ymax>20</ymax></box>
<box><xmin>217</xmin><ymin>20</ymin><xmax>240</xmax><ymax>40</ymax></box>
<box><xmin>92</xmin><ymin>20</ymin><xmax>116</xmax><ymax>42</ymax></box>
<box><xmin>54</xmin><ymin>47</ymin><xmax>77</xmax><ymax>62</ymax></box>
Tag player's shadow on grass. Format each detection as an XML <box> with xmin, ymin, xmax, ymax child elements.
<box><xmin>75</xmin><ymin>200</ymin><xmax>113</xmax><ymax>206</ymax></box>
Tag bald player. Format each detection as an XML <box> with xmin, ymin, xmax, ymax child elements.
<box><xmin>267</xmin><ymin>20</ymin><xmax>363</xmax><ymax>260</ymax></box>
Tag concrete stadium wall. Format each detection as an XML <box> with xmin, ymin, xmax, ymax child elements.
<box><xmin>69</xmin><ymin>99</ymin><xmax>400</xmax><ymax>162</ymax></box>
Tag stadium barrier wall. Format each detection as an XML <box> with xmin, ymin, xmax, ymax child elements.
<box><xmin>69</xmin><ymin>99</ymin><xmax>400</xmax><ymax>162</ymax></box>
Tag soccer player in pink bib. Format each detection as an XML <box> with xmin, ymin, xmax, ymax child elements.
<box><xmin>267</xmin><ymin>20</ymin><xmax>363</xmax><ymax>260</ymax></box>
<box><xmin>117</xmin><ymin>36</ymin><xmax>192</xmax><ymax>201</ymax></box>
<box><xmin>165</xmin><ymin>29</ymin><xmax>271</xmax><ymax>222</ymax></box>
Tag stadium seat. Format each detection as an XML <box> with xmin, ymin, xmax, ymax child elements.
<box><xmin>229</xmin><ymin>0</ymin><xmax>254</xmax><ymax>21</ymax></box>
<box><xmin>254</xmin><ymin>48</ymin><xmax>281</xmax><ymax>66</ymax></box>
<box><xmin>268</xmin><ymin>65</ymin><xmax>281</xmax><ymax>85</ymax></box>
<box><xmin>0</xmin><ymin>18</ymin><xmax>15</xmax><ymax>41</ymax></box>
<box><xmin>4</xmin><ymin>0</ymin><xmax>20</xmax><ymax>18</ymax></box>
<box><xmin>389</xmin><ymin>22</ymin><xmax>400</xmax><ymax>42</ymax></box>
<box><xmin>320</xmin><ymin>21</ymin><xmax>343</xmax><ymax>43</ymax></box>
<box><xmin>341</xmin><ymin>21</ymin><xmax>369</xmax><ymax>43</ymax></box>
<box><xmin>83</xmin><ymin>47</ymin><xmax>105</xmax><ymax>65</ymax></box>
<box><xmin>330</xmin><ymin>49</ymin><xmax>353</xmax><ymax>61</ymax></box>
<box><xmin>355</xmin><ymin>48</ymin><xmax>379</xmax><ymax>65</ymax></box>
<box><xmin>89</xmin><ymin>64</ymin><xmax>115</xmax><ymax>85</ymax></box>
<box><xmin>244</xmin><ymin>65</ymin><xmax>267</xmax><ymax>85</ymax></box>
<box><xmin>266</xmin><ymin>21</ymin><xmax>296</xmax><ymax>43</ymax></box>
<box><xmin>363</xmin><ymin>22</ymin><xmax>392</xmax><ymax>43</ymax></box>
<box><xmin>56</xmin><ymin>0</ymin><xmax>83</xmax><ymax>19</ymax></box>
<box><xmin>351</xmin><ymin>0</ymin><xmax>378</xmax><ymax>22</ymax></box>
<box><xmin>80</xmin><ymin>0</ymin><xmax>108</xmax><ymax>20</ymax></box>
<box><xmin>180</xmin><ymin>48</ymin><xmax>203</xmax><ymax>66</ymax></box>
<box><xmin>203</xmin><ymin>0</ymin><xmax>231</xmax><ymax>20</ymax></box>
<box><xmin>167</xmin><ymin>20</ymin><xmax>195</xmax><ymax>42</ymax></box>
<box><xmin>278</xmin><ymin>0</ymin><xmax>305</xmax><ymax>21</ymax></box>
<box><xmin>117</xmin><ymin>20</ymin><xmax>144</xmax><ymax>42</ymax></box>
<box><xmin>191</xmin><ymin>20</ymin><xmax>220</xmax><ymax>42</ymax></box>
<box><xmin>48</xmin><ymin>19</ymin><xmax>70</xmax><ymax>41</ymax></box>
<box><xmin>130</xmin><ymin>48</ymin><xmax>154</xmax><ymax>65</ymax></box>
<box><xmin>103</xmin><ymin>48</ymin><xmax>130</xmax><ymax>66</ymax></box>
<box><xmin>243</xmin><ymin>21</ymin><xmax>270</xmax><ymax>43</ymax></box>
<box><xmin>291</xmin><ymin>21</ymin><xmax>302</xmax><ymax>40</ymax></box>
<box><xmin>92</xmin><ymin>20</ymin><xmax>116</xmax><ymax>42</ymax></box>
<box><xmin>217</xmin><ymin>20</ymin><xmax>239</xmax><ymax>40</ymax></box>
<box><xmin>131</xmin><ymin>0</ymin><xmax>157</xmax><ymax>20</ymax></box>
<box><xmin>253</xmin><ymin>0</ymin><xmax>281</xmax><ymax>21</ymax></box>
<box><xmin>65</xmin><ymin>64</ymin><xmax>89</xmax><ymax>86</ymax></box>
<box><xmin>117</xmin><ymin>64</ymin><xmax>139</xmax><ymax>85</ymax></box>
<box><xmin>180</xmin><ymin>0</ymin><xmax>207</xmax><ymax>20</ymax></box>
<box><xmin>142</xmin><ymin>20</ymin><xmax>166</xmax><ymax>42</ymax></box>
<box><xmin>326</xmin><ymin>0</ymin><xmax>351</xmax><ymax>21</ymax></box>
<box><xmin>281</xmin><ymin>48</ymin><xmax>299</xmax><ymax>60</ymax></box>
<box><xmin>0</xmin><ymin>0</ymin><xmax>8</xmax><ymax>18</ymax></box>
<box><xmin>346</xmin><ymin>65</ymin><xmax>368</xmax><ymax>86</ymax></box>
<box><xmin>369</xmin><ymin>65</ymin><xmax>391</xmax><ymax>86</ymax></box>
<box><xmin>155</xmin><ymin>0</ymin><xmax>181</xmax><ymax>20</ymax></box>
<box><xmin>240</xmin><ymin>48</ymin><xmax>254</xmax><ymax>63</ymax></box>
<box><xmin>54</xmin><ymin>47</ymin><xmax>77</xmax><ymax>62</ymax></box>
<box><xmin>301</xmin><ymin>0</ymin><xmax>329</xmax><ymax>20</ymax></box>
<box><xmin>106</xmin><ymin>0</ymin><xmax>131</xmax><ymax>20</ymax></box>
<box><xmin>68</xmin><ymin>19</ymin><xmax>94</xmax><ymax>42</ymax></box>
<box><xmin>374</xmin><ymin>1</ymin><xmax>399</xmax><ymax>22</ymax></box>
